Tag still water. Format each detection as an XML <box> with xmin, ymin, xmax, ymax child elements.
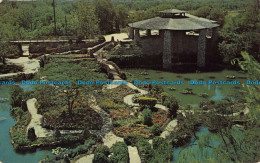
<box><xmin>0</xmin><ymin>85</ymin><xmax>52</xmax><ymax>163</ymax></box>
<box><xmin>125</xmin><ymin>69</ymin><xmax>247</xmax><ymax>106</ymax></box>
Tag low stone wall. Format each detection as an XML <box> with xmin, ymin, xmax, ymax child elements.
<box><xmin>88</xmin><ymin>41</ymin><xmax>111</xmax><ymax>57</ymax></box>
<box><xmin>105</xmin><ymin>61</ymin><xmax>126</xmax><ymax>79</ymax></box>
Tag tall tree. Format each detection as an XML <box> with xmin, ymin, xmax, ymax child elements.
<box><xmin>94</xmin><ymin>0</ymin><xmax>115</xmax><ymax>34</ymax></box>
<box><xmin>114</xmin><ymin>4</ymin><xmax>128</xmax><ymax>32</ymax></box>
<box><xmin>71</xmin><ymin>0</ymin><xmax>100</xmax><ymax>38</ymax></box>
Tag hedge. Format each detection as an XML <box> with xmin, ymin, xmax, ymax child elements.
<box><xmin>108</xmin><ymin>54</ymin><xmax>162</xmax><ymax>68</ymax></box>
<box><xmin>136</xmin><ymin>97</ymin><xmax>157</xmax><ymax>107</ymax></box>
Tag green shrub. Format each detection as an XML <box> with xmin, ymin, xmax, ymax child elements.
<box><xmin>93</xmin><ymin>152</ymin><xmax>109</xmax><ymax>163</ymax></box>
<box><xmin>161</xmin><ymin>92</ymin><xmax>169</xmax><ymax>104</ymax></box>
<box><xmin>142</xmin><ymin>108</ymin><xmax>153</xmax><ymax>126</ymax></box>
<box><xmin>151</xmin><ymin>124</ymin><xmax>162</xmax><ymax>136</ymax></box>
<box><xmin>137</xmin><ymin>97</ymin><xmax>157</xmax><ymax>107</ymax></box>
<box><xmin>11</xmin><ymin>107</ymin><xmax>24</xmax><ymax>119</ymax></box>
<box><xmin>12</xmin><ymin>131</ymin><xmax>30</xmax><ymax>146</ymax></box>
<box><xmin>109</xmin><ymin>142</ymin><xmax>129</xmax><ymax>163</ymax></box>
<box><xmin>124</xmin><ymin>133</ymin><xmax>145</xmax><ymax>146</ymax></box>
<box><xmin>136</xmin><ymin>139</ymin><xmax>153</xmax><ymax>163</ymax></box>
<box><xmin>95</xmin><ymin>145</ymin><xmax>110</xmax><ymax>156</ymax></box>
<box><xmin>163</xmin><ymin>96</ymin><xmax>179</xmax><ymax>119</ymax></box>
<box><xmin>152</xmin><ymin>136</ymin><xmax>164</xmax><ymax>149</ymax></box>
<box><xmin>150</xmin><ymin>85</ymin><xmax>164</xmax><ymax>96</ymax></box>
<box><xmin>9</xmin><ymin>85</ymin><xmax>24</xmax><ymax>107</ymax></box>
<box><xmin>151</xmin><ymin>140</ymin><xmax>173</xmax><ymax>162</ymax></box>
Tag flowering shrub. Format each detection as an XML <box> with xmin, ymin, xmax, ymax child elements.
<box><xmin>152</xmin><ymin>110</ymin><xmax>168</xmax><ymax>125</ymax></box>
<box><xmin>110</xmin><ymin>109</ymin><xmax>130</xmax><ymax>120</ymax></box>
<box><xmin>114</xmin><ymin>125</ymin><xmax>152</xmax><ymax>138</ymax></box>
<box><xmin>137</xmin><ymin>97</ymin><xmax>157</xmax><ymax>107</ymax></box>
<box><xmin>99</xmin><ymin>100</ymin><xmax>124</xmax><ymax>112</ymax></box>
<box><xmin>42</xmin><ymin>109</ymin><xmax>103</xmax><ymax>130</ymax></box>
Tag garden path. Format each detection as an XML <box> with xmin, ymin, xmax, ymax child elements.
<box><xmin>160</xmin><ymin>119</ymin><xmax>178</xmax><ymax>138</ymax></box>
<box><xmin>0</xmin><ymin>54</ymin><xmax>40</xmax><ymax>80</ymax></box>
<box><xmin>26</xmin><ymin>98</ymin><xmax>53</xmax><ymax>137</ymax></box>
<box><xmin>26</xmin><ymin>98</ymin><xmax>83</xmax><ymax>138</ymax></box>
<box><xmin>104</xmin><ymin>33</ymin><xmax>129</xmax><ymax>42</ymax></box>
<box><xmin>75</xmin><ymin>154</ymin><xmax>94</xmax><ymax>163</ymax></box>
<box><xmin>88</xmin><ymin>95</ymin><xmax>124</xmax><ymax>147</ymax></box>
<box><xmin>128</xmin><ymin>146</ymin><xmax>141</xmax><ymax>163</ymax></box>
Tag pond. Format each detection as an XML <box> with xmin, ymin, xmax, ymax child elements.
<box><xmin>124</xmin><ymin>69</ymin><xmax>247</xmax><ymax>106</ymax></box>
<box><xmin>172</xmin><ymin>126</ymin><xmax>243</xmax><ymax>162</ymax></box>
<box><xmin>0</xmin><ymin>85</ymin><xmax>52</xmax><ymax>163</ymax></box>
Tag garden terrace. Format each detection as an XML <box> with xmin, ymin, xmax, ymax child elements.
<box><xmin>0</xmin><ymin>64</ymin><xmax>23</xmax><ymax>75</ymax></box>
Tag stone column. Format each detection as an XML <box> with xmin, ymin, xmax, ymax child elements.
<box><xmin>163</xmin><ymin>30</ymin><xmax>172</xmax><ymax>70</ymax></box>
<box><xmin>146</xmin><ymin>29</ymin><xmax>151</xmax><ymax>36</ymax></box>
<box><xmin>129</xmin><ymin>27</ymin><xmax>134</xmax><ymax>39</ymax></box>
<box><xmin>197</xmin><ymin>29</ymin><xmax>206</xmax><ymax>67</ymax></box>
<box><xmin>134</xmin><ymin>29</ymin><xmax>140</xmax><ymax>42</ymax></box>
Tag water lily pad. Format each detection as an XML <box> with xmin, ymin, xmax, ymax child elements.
<box><xmin>226</xmin><ymin>75</ymin><xmax>236</xmax><ymax>79</ymax></box>
<box><xmin>0</xmin><ymin>117</ymin><xmax>7</xmax><ymax>122</ymax></box>
<box><xmin>168</xmin><ymin>87</ymin><xmax>176</xmax><ymax>91</ymax></box>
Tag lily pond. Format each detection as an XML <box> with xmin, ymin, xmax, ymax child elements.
<box><xmin>124</xmin><ymin>69</ymin><xmax>248</xmax><ymax>106</ymax></box>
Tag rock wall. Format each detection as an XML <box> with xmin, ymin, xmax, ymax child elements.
<box><xmin>139</xmin><ymin>35</ymin><xmax>164</xmax><ymax>56</ymax></box>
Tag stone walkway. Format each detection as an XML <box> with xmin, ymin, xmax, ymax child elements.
<box><xmin>26</xmin><ymin>98</ymin><xmax>53</xmax><ymax>137</ymax></box>
<box><xmin>160</xmin><ymin>119</ymin><xmax>178</xmax><ymax>138</ymax></box>
<box><xmin>104</xmin><ymin>33</ymin><xmax>129</xmax><ymax>42</ymax></box>
<box><xmin>75</xmin><ymin>154</ymin><xmax>94</xmax><ymax>163</ymax></box>
<box><xmin>128</xmin><ymin>146</ymin><xmax>141</xmax><ymax>163</ymax></box>
<box><xmin>0</xmin><ymin>55</ymin><xmax>40</xmax><ymax>80</ymax></box>
<box><xmin>22</xmin><ymin>45</ymin><xmax>29</xmax><ymax>57</ymax></box>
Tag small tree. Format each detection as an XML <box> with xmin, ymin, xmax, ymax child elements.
<box><xmin>152</xmin><ymin>124</ymin><xmax>162</xmax><ymax>136</ymax></box>
<box><xmin>164</xmin><ymin>96</ymin><xmax>179</xmax><ymax>119</ymax></box>
<box><xmin>142</xmin><ymin>108</ymin><xmax>153</xmax><ymax>126</ymax></box>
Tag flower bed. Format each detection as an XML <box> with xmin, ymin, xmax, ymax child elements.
<box><xmin>42</xmin><ymin>108</ymin><xmax>103</xmax><ymax>130</ymax></box>
<box><xmin>114</xmin><ymin>124</ymin><xmax>152</xmax><ymax>138</ymax></box>
<box><xmin>103</xmin><ymin>85</ymin><xmax>136</xmax><ymax>102</ymax></box>
<box><xmin>110</xmin><ymin>109</ymin><xmax>131</xmax><ymax>120</ymax></box>
<box><xmin>152</xmin><ymin>110</ymin><xmax>168</xmax><ymax>125</ymax></box>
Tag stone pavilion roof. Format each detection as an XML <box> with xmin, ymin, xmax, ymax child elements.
<box><xmin>129</xmin><ymin>9</ymin><xmax>219</xmax><ymax>31</ymax></box>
